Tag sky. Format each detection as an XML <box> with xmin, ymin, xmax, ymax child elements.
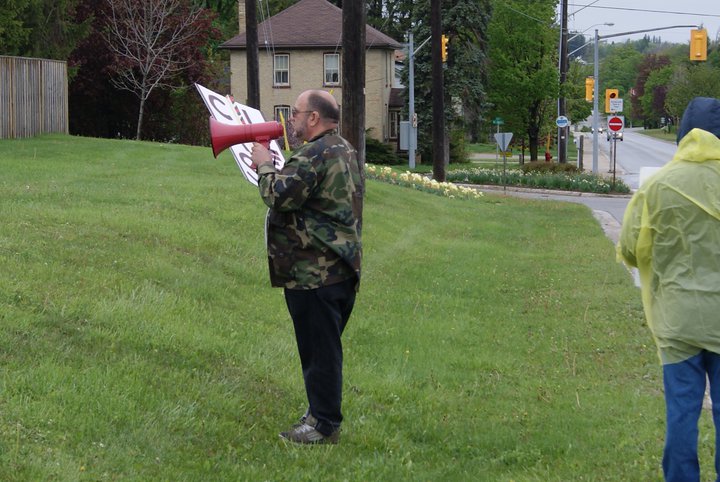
<box><xmin>565</xmin><ymin>1</ymin><xmax>720</xmax><ymax>44</ymax></box>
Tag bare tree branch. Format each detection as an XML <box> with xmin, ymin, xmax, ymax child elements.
<box><xmin>104</xmin><ymin>0</ymin><xmax>205</xmax><ymax>139</ymax></box>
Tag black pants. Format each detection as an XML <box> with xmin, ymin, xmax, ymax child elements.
<box><xmin>284</xmin><ymin>277</ymin><xmax>357</xmax><ymax>436</ymax></box>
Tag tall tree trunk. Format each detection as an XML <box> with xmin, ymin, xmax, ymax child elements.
<box><xmin>136</xmin><ymin>89</ymin><xmax>147</xmax><ymax>141</ymax></box>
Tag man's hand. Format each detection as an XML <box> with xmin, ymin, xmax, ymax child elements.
<box><xmin>251</xmin><ymin>143</ymin><xmax>272</xmax><ymax>171</ymax></box>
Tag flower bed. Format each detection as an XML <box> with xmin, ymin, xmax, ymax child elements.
<box><xmin>366</xmin><ymin>165</ymin><xmax>484</xmax><ymax>200</ymax></box>
<box><xmin>445</xmin><ymin>167</ymin><xmax>631</xmax><ymax>194</ymax></box>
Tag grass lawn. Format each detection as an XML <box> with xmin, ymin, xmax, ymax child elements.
<box><xmin>466</xmin><ymin>139</ymin><xmax>580</xmax><ymax>162</ymax></box>
<box><xmin>636</xmin><ymin>128</ymin><xmax>677</xmax><ymax>143</ymax></box>
<box><xmin>1</xmin><ymin>134</ymin><xmax>715</xmax><ymax>480</ymax></box>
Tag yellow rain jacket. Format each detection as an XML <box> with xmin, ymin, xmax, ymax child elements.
<box><xmin>617</xmin><ymin>128</ymin><xmax>720</xmax><ymax>364</ymax></box>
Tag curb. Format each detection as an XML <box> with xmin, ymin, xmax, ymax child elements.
<box><xmin>458</xmin><ymin>183</ymin><xmax>633</xmax><ymax>198</ymax></box>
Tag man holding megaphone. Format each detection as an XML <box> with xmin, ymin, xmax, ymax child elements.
<box><xmin>250</xmin><ymin>90</ymin><xmax>364</xmax><ymax>445</ymax></box>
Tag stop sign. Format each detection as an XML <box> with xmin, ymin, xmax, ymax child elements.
<box><xmin>608</xmin><ymin>116</ymin><xmax>624</xmax><ymax>132</ymax></box>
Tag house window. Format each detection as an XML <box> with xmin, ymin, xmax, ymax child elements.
<box><xmin>274</xmin><ymin>105</ymin><xmax>291</xmax><ymax>124</ymax></box>
<box><xmin>274</xmin><ymin>54</ymin><xmax>289</xmax><ymax>86</ymax></box>
<box><xmin>388</xmin><ymin>110</ymin><xmax>399</xmax><ymax>140</ymax></box>
<box><xmin>324</xmin><ymin>53</ymin><xmax>340</xmax><ymax>86</ymax></box>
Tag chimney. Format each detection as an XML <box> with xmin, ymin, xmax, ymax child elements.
<box><xmin>238</xmin><ymin>0</ymin><xmax>246</xmax><ymax>34</ymax></box>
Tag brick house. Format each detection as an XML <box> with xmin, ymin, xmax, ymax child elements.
<box><xmin>221</xmin><ymin>0</ymin><xmax>402</xmax><ymax>143</ymax></box>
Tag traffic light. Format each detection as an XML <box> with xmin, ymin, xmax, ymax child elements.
<box><xmin>690</xmin><ymin>28</ymin><xmax>708</xmax><ymax>61</ymax></box>
<box><xmin>585</xmin><ymin>77</ymin><xmax>594</xmax><ymax>102</ymax></box>
<box><xmin>441</xmin><ymin>34</ymin><xmax>449</xmax><ymax>62</ymax></box>
<box><xmin>605</xmin><ymin>88</ymin><xmax>619</xmax><ymax>113</ymax></box>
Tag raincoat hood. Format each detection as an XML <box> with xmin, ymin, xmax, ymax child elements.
<box><xmin>676</xmin><ymin>96</ymin><xmax>720</xmax><ymax>144</ymax></box>
<box><xmin>617</xmin><ymin>126</ymin><xmax>720</xmax><ymax>364</ymax></box>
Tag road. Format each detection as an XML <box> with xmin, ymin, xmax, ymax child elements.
<box><xmin>484</xmin><ymin>129</ymin><xmax>680</xmax><ymax>245</ymax></box>
<box><xmin>599</xmin><ymin>128</ymin><xmax>677</xmax><ymax>190</ymax></box>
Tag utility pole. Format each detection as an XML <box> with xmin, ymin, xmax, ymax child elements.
<box><xmin>591</xmin><ymin>24</ymin><xmax>699</xmax><ymax>172</ymax></box>
<box><xmin>407</xmin><ymin>32</ymin><xmax>417</xmax><ymax>169</ymax></box>
<box><xmin>342</xmin><ymin>1</ymin><xmax>366</xmax><ymax>164</ymax></box>
<box><xmin>431</xmin><ymin>0</ymin><xmax>446</xmax><ymax>182</ymax></box>
<box><xmin>245</xmin><ymin>0</ymin><xmax>260</xmax><ymax>109</ymax></box>
<box><xmin>557</xmin><ymin>0</ymin><xmax>568</xmax><ymax>163</ymax></box>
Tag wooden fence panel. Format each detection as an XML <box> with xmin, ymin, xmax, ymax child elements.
<box><xmin>0</xmin><ymin>56</ymin><xmax>68</xmax><ymax>139</ymax></box>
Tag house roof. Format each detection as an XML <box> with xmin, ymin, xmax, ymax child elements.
<box><xmin>221</xmin><ymin>0</ymin><xmax>402</xmax><ymax>50</ymax></box>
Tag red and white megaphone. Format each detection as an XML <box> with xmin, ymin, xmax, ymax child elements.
<box><xmin>209</xmin><ymin>117</ymin><xmax>284</xmax><ymax>158</ymax></box>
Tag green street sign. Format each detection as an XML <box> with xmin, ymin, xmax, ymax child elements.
<box><xmin>492</xmin><ymin>117</ymin><xmax>504</xmax><ymax>125</ymax></box>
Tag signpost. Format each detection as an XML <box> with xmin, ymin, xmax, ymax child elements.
<box><xmin>492</xmin><ymin>117</ymin><xmax>504</xmax><ymax>164</ymax></box>
<box><xmin>555</xmin><ymin>115</ymin><xmax>569</xmax><ymax>128</ymax></box>
<box><xmin>607</xmin><ymin>115</ymin><xmax>624</xmax><ymax>188</ymax></box>
<box><xmin>494</xmin><ymin>132</ymin><xmax>513</xmax><ymax>191</ymax></box>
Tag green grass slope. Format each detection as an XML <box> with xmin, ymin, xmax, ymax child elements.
<box><xmin>0</xmin><ymin>135</ymin><xmax>710</xmax><ymax>481</ymax></box>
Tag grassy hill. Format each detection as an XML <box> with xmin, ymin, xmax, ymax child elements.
<box><xmin>0</xmin><ymin>135</ymin><xmax>710</xmax><ymax>480</ymax></box>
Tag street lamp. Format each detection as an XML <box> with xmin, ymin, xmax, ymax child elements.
<box><xmin>557</xmin><ymin>19</ymin><xmax>613</xmax><ymax>165</ymax></box>
<box><xmin>591</xmin><ymin>25</ymin><xmax>701</xmax><ymax>173</ymax></box>
<box><xmin>568</xmin><ymin>22</ymin><xmax>613</xmax><ymax>44</ymax></box>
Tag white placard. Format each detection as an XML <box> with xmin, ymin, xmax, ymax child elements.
<box><xmin>195</xmin><ymin>83</ymin><xmax>285</xmax><ymax>186</ymax></box>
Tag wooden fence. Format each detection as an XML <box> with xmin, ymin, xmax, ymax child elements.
<box><xmin>0</xmin><ymin>56</ymin><xmax>69</xmax><ymax>139</ymax></box>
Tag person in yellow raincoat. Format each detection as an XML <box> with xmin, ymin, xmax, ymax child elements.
<box><xmin>617</xmin><ymin>97</ymin><xmax>720</xmax><ymax>482</ymax></box>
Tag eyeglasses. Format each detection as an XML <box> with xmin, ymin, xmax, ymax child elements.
<box><xmin>291</xmin><ymin>108</ymin><xmax>314</xmax><ymax>117</ymax></box>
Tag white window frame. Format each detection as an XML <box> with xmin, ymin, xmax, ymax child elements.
<box><xmin>274</xmin><ymin>54</ymin><xmax>290</xmax><ymax>86</ymax></box>
<box><xmin>324</xmin><ymin>53</ymin><xmax>340</xmax><ymax>86</ymax></box>
<box><xmin>388</xmin><ymin>110</ymin><xmax>399</xmax><ymax>140</ymax></box>
<box><xmin>274</xmin><ymin>105</ymin><xmax>291</xmax><ymax>124</ymax></box>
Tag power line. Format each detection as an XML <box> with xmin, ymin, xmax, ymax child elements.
<box><xmin>568</xmin><ymin>4</ymin><xmax>720</xmax><ymax>18</ymax></box>
<box><xmin>497</xmin><ymin>3</ymin><xmax>551</xmax><ymax>25</ymax></box>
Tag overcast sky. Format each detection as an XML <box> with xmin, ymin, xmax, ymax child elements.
<box><xmin>565</xmin><ymin>1</ymin><xmax>720</xmax><ymax>44</ymax></box>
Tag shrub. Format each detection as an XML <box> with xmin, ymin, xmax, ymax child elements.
<box><xmin>521</xmin><ymin>161</ymin><xmax>580</xmax><ymax>174</ymax></box>
<box><xmin>449</xmin><ymin>128</ymin><xmax>466</xmax><ymax>164</ymax></box>
<box><xmin>365</xmin><ymin>132</ymin><xmax>401</xmax><ymax>165</ymax></box>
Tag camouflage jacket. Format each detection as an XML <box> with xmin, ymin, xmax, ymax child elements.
<box><xmin>257</xmin><ymin>130</ymin><xmax>364</xmax><ymax>290</ymax></box>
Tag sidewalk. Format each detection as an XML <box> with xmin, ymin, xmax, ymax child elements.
<box><xmin>576</xmin><ymin>132</ymin><xmax>625</xmax><ymax>177</ymax></box>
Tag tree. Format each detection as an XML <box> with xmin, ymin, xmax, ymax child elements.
<box><xmin>104</xmin><ymin>0</ymin><xmax>211</xmax><ymax>140</ymax></box>
<box><xmin>565</xmin><ymin>60</ymin><xmax>592</xmax><ymax>124</ymax></box>
<box><xmin>404</xmin><ymin>0</ymin><xmax>490</xmax><ymax>163</ymax></box>
<box><xmin>599</xmin><ymin>44</ymin><xmax>642</xmax><ymax>98</ymax></box>
<box><xmin>444</xmin><ymin>0</ymin><xmax>491</xmax><ymax>144</ymax></box>
<box><xmin>640</xmin><ymin>65</ymin><xmax>673</xmax><ymax>125</ymax></box>
<box><xmin>0</xmin><ymin>0</ymin><xmax>33</xmax><ymax>55</ymax></box>
<box><xmin>665</xmin><ymin>64</ymin><xmax>720</xmax><ymax>123</ymax></box>
<box><xmin>0</xmin><ymin>0</ymin><xmax>90</xmax><ymax>60</ymax></box>
<box><xmin>630</xmin><ymin>54</ymin><xmax>671</xmax><ymax>123</ymax></box>
<box><xmin>487</xmin><ymin>0</ymin><xmax>557</xmax><ymax>161</ymax></box>
<box><xmin>366</xmin><ymin>0</ymin><xmax>414</xmax><ymax>43</ymax></box>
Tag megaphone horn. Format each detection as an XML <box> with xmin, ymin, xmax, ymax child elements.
<box><xmin>209</xmin><ymin>117</ymin><xmax>284</xmax><ymax>158</ymax></box>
